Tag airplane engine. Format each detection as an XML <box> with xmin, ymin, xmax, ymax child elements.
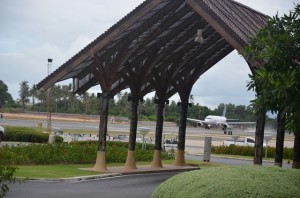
<box><xmin>197</xmin><ymin>122</ymin><xmax>204</xmax><ymax>127</ymax></box>
<box><xmin>222</xmin><ymin>123</ymin><xmax>229</xmax><ymax>131</ymax></box>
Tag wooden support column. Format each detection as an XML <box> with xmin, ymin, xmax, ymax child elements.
<box><xmin>175</xmin><ymin>99</ymin><xmax>189</xmax><ymax>166</ymax></box>
<box><xmin>151</xmin><ymin>99</ymin><xmax>167</xmax><ymax>168</ymax></box>
<box><xmin>94</xmin><ymin>92</ymin><xmax>110</xmax><ymax>172</ymax></box>
<box><xmin>125</xmin><ymin>96</ymin><xmax>140</xmax><ymax>170</ymax></box>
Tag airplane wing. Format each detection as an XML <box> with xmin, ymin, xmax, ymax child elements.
<box><xmin>187</xmin><ymin>118</ymin><xmax>205</xmax><ymax>127</ymax></box>
<box><xmin>187</xmin><ymin>118</ymin><xmax>204</xmax><ymax>122</ymax></box>
<box><xmin>226</xmin><ymin>121</ymin><xmax>256</xmax><ymax>125</ymax></box>
<box><xmin>215</xmin><ymin>121</ymin><xmax>256</xmax><ymax>129</ymax></box>
<box><xmin>225</xmin><ymin>122</ymin><xmax>256</xmax><ymax>130</ymax></box>
<box><xmin>226</xmin><ymin>119</ymin><xmax>239</xmax><ymax>121</ymax></box>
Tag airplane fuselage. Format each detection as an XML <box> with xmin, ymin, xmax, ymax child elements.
<box><xmin>204</xmin><ymin>115</ymin><xmax>226</xmax><ymax>126</ymax></box>
<box><xmin>187</xmin><ymin>104</ymin><xmax>255</xmax><ymax>135</ymax></box>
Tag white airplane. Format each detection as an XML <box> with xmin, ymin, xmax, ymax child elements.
<box><xmin>187</xmin><ymin>105</ymin><xmax>256</xmax><ymax>135</ymax></box>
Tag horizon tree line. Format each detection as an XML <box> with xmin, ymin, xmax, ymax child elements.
<box><xmin>0</xmin><ymin>80</ymin><xmax>272</xmax><ymax>126</ymax></box>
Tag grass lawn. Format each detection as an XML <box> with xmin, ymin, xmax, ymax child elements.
<box><xmin>15</xmin><ymin>164</ymin><xmax>99</xmax><ymax>179</ymax></box>
<box><xmin>14</xmin><ymin>160</ymin><xmax>224</xmax><ymax>179</ymax></box>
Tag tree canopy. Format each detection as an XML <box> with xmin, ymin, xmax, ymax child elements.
<box><xmin>243</xmin><ymin>3</ymin><xmax>300</xmax><ymax>168</ymax></box>
<box><xmin>0</xmin><ymin>80</ymin><xmax>13</xmax><ymax>108</ymax></box>
<box><xmin>245</xmin><ymin>4</ymin><xmax>300</xmax><ymax>134</ymax></box>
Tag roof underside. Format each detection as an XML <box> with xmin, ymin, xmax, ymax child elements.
<box><xmin>36</xmin><ymin>0</ymin><xmax>267</xmax><ymax>99</ymax></box>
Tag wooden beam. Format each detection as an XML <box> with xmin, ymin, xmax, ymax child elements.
<box><xmin>186</xmin><ymin>0</ymin><xmax>243</xmax><ymax>50</ymax></box>
<box><xmin>37</xmin><ymin>0</ymin><xmax>164</xmax><ymax>91</ymax></box>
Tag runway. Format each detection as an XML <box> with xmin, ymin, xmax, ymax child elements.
<box><xmin>0</xmin><ymin>115</ymin><xmax>294</xmax><ymax>154</ymax></box>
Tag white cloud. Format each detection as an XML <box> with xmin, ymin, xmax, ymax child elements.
<box><xmin>190</xmin><ymin>50</ymin><xmax>255</xmax><ymax>108</ymax></box>
<box><xmin>0</xmin><ymin>0</ymin><xmax>296</xmax><ymax>109</ymax></box>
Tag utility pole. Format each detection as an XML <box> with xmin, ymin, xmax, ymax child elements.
<box><xmin>47</xmin><ymin>58</ymin><xmax>53</xmax><ymax>143</ymax></box>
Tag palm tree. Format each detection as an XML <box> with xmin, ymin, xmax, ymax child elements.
<box><xmin>30</xmin><ymin>84</ymin><xmax>37</xmax><ymax>110</ymax></box>
<box><xmin>18</xmin><ymin>80</ymin><xmax>30</xmax><ymax>112</ymax></box>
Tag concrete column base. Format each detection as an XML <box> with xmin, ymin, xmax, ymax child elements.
<box><xmin>48</xmin><ymin>134</ymin><xmax>55</xmax><ymax>144</ymax></box>
<box><xmin>151</xmin><ymin>150</ymin><xmax>163</xmax><ymax>168</ymax></box>
<box><xmin>175</xmin><ymin>150</ymin><xmax>185</xmax><ymax>166</ymax></box>
<box><xmin>125</xmin><ymin>150</ymin><xmax>137</xmax><ymax>170</ymax></box>
<box><xmin>292</xmin><ymin>161</ymin><xmax>300</xmax><ymax>169</ymax></box>
<box><xmin>94</xmin><ymin>151</ymin><xmax>108</xmax><ymax>172</ymax></box>
<box><xmin>274</xmin><ymin>162</ymin><xmax>283</xmax><ymax>167</ymax></box>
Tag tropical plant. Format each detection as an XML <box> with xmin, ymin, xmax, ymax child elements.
<box><xmin>18</xmin><ymin>80</ymin><xmax>30</xmax><ymax>112</ymax></box>
<box><xmin>0</xmin><ymin>80</ymin><xmax>13</xmax><ymax>108</ymax></box>
<box><xmin>243</xmin><ymin>4</ymin><xmax>300</xmax><ymax>168</ymax></box>
<box><xmin>0</xmin><ymin>165</ymin><xmax>19</xmax><ymax>198</ymax></box>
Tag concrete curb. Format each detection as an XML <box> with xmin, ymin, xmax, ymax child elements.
<box><xmin>189</xmin><ymin>153</ymin><xmax>276</xmax><ymax>163</ymax></box>
<box><xmin>22</xmin><ymin>166</ymin><xmax>199</xmax><ymax>182</ymax></box>
<box><xmin>24</xmin><ymin>173</ymin><xmax>123</xmax><ymax>182</ymax></box>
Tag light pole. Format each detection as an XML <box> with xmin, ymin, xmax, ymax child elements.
<box><xmin>47</xmin><ymin>58</ymin><xmax>53</xmax><ymax>143</ymax></box>
<box><xmin>138</xmin><ymin>127</ymin><xmax>150</xmax><ymax>150</ymax></box>
<box><xmin>231</xmin><ymin>135</ymin><xmax>240</xmax><ymax>145</ymax></box>
<box><xmin>264</xmin><ymin>135</ymin><xmax>272</xmax><ymax>159</ymax></box>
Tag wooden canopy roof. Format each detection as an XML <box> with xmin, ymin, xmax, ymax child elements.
<box><xmin>36</xmin><ymin>0</ymin><xmax>267</xmax><ymax>99</ymax></box>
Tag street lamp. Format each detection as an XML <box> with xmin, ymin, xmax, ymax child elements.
<box><xmin>47</xmin><ymin>58</ymin><xmax>54</xmax><ymax>143</ymax></box>
<box><xmin>264</xmin><ymin>135</ymin><xmax>272</xmax><ymax>159</ymax></box>
<box><xmin>231</xmin><ymin>135</ymin><xmax>240</xmax><ymax>145</ymax></box>
<box><xmin>138</xmin><ymin>127</ymin><xmax>150</xmax><ymax>150</ymax></box>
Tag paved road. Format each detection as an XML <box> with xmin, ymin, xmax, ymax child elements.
<box><xmin>7</xmin><ymin>172</ymin><xmax>179</xmax><ymax>198</ymax></box>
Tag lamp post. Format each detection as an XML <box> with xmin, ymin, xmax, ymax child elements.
<box><xmin>264</xmin><ymin>135</ymin><xmax>272</xmax><ymax>159</ymax></box>
<box><xmin>138</xmin><ymin>127</ymin><xmax>150</xmax><ymax>150</ymax></box>
<box><xmin>231</xmin><ymin>135</ymin><xmax>240</xmax><ymax>145</ymax></box>
<box><xmin>47</xmin><ymin>58</ymin><xmax>53</xmax><ymax>143</ymax></box>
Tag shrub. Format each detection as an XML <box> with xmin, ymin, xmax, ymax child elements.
<box><xmin>0</xmin><ymin>141</ymin><xmax>174</xmax><ymax>165</ymax></box>
<box><xmin>211</xmin><ymin>145</ymin><xmax>293</xmax><ymax>159</ymax></box>
<box><xmin>152</xmin><ymin>166</ymin><xmax>300</xmax><ymax>198</ymax></box>
<box><xmin>0</xmin><ymin>143</ymin><xmax>23</xmax><ymax>198</ymax></box>
<box><xmin>3</xmin><ymin>126</ymin><xmax>63</xmax><ymax>143</ymax></box>
<box><xmin>0</xmin><ymin>165</ymin><xmax>19</xmax><ymax>198</ymax></box>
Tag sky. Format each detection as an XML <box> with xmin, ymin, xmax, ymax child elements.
<box><xmin>0</xmin><ymin>0</ymin><xmax>298</xmax><ymax>109</ymax></box>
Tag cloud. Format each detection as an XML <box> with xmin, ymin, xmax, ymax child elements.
<box><xmin>0</xmin><ymin>0</ymin><xmax>296</xmax><ymax>109</ymax></box>
<box><xmin>190</xmin><ymin>50</ymin><xmax>255</xmax><ymax>108</ymax></box>
<box><xmin>0</xmin><ymin>0</ymin><xmax>146</xmax><ymax>100</ymax></box>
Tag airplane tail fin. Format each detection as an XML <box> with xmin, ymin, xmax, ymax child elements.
<box><xmin>222</xmin><ymin>104</ymin><xmax>227</xmax><ymax>117</ymax></box>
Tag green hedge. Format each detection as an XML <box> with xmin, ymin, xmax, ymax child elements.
<box><xmin>0</xmin><ymin>141</ymin><xmax>174</xmax><ymax>165</ymax></box>
<box><xmin>3</xmin><ymin>126</ymin><xmax>63</xmax><ymax>143</ymax></box>
<box><xmin>152</xmin><ymin>166</ymin><xmax>300</xmax><ymax>198</ymax></box>
<box><xmin>211</xmin><ymin>145</ymin><xmax>293</xmax><ymax>159</ymax></box>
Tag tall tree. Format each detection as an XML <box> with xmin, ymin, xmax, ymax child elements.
<box><xmin>244</xmin><ymin>4</ymin><xmax>300</xmax><ymax>167</ymax></box>
<box><xmin>0</xmin><ymin>80</ymin><xmax>13</xmax><ymax>108</ymax></box>
<box><xmin>30</xmin><ymin>84</ymin><xmax>37</xmax><ymax>110</ymax></box>
<box><xmin>18</xmin><ymin>80</ymin><xmax>30</xmax><ymax>112</ymax></box>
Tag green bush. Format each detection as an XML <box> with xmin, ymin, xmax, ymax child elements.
<box><xmin>0</xmin><ymin>141</ymin><xmax>174</xmax><ymax>165</ymax></box>
<box><xmin>0</xmin><ymin>165</ymin><xmax>19</xmax><ymax>198</ymax></box>
<box><xmin>0</xmin><ymin>143</ymin><xmax>22</xmax><ymax>198</ymax></box>
<box><xmin>3</xmin><ymin>126</ymin><xmax>63</xmax><ymax>143</ymax></box>
<box><xmin>152</xmin><ymin>166</ymin><xmax>300</xmax><ymax>198</ymax></box>
<box><xmin>211</xmin><ymin>145</ymin><xmax>293</xmax><ymax>159</ymax></box>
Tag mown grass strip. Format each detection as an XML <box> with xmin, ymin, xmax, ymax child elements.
<box><xmin>14</xmin><ymin>160</ymin><xmax>223</xmax><ymax>179</ymax></box>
